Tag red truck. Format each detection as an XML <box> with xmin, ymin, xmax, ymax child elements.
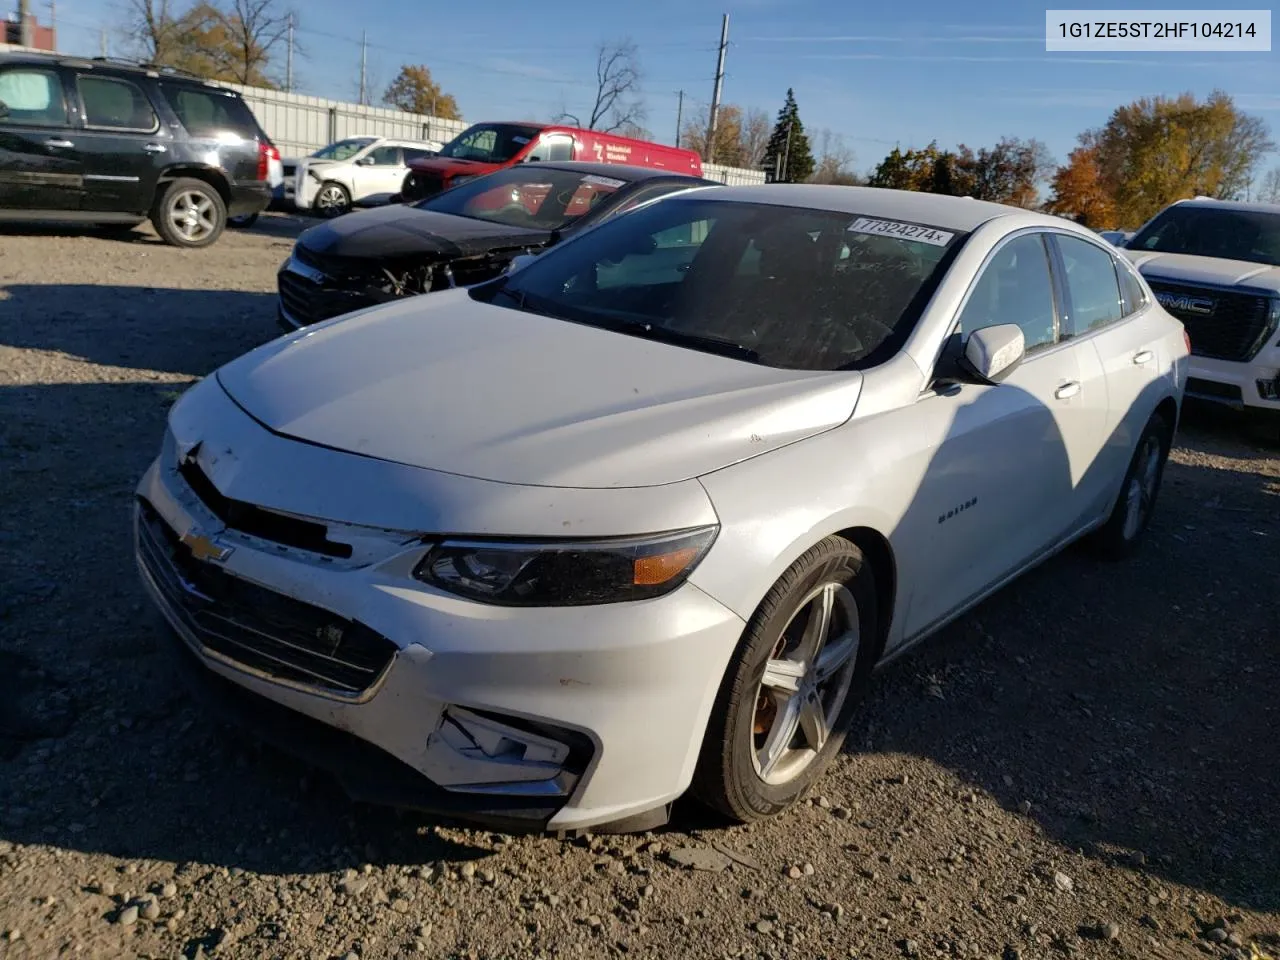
<box><xmin>400</xmin><ymin>121</ymin><xmax>704</xmax><ymax>202</ymax></box>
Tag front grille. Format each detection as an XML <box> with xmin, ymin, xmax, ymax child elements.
<box><xmin>136</xmin><ymin>499</ymin><xmax>397</xmax><ymax>697</ymax></box>
<box><xmin>278</xmin><ymin>270</ymin><xmax>380</xmax><ymax>327</ymax></box>
<box><xmin>179</xmin><ymin>456</ymin><xmax>352</xmax><ymax>559</ymax></box>
<box><xmin>1146</xmin><ymin>279</ymin><xmax>1274</xmax><ymax>362</ymax></box>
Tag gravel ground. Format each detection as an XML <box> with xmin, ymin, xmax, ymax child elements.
<box><xmin>1</xmin><ymin>216</ymin><xmax>1278</xmax><ymax>960</ymax></box>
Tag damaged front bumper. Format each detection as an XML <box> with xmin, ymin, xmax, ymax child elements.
<box><xmin>131</xmin><ymin>384</ymin><xmax>744</xmax><ymax>832</ymax></box>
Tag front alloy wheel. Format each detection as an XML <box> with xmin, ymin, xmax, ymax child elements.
<box><xmin>314</xmin><ymin>181</ymin><xmax>351</xmax><ymax>218</ymax></box>
<box><xmin>693</xmin><ymin>536</ymin><xmax>878</xmax><ymax>822</ymax></box>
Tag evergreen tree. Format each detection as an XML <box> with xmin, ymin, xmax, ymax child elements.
<box><xmin>761</xmin><ymin>89</ymin><xmax>815</xmax><ymax>182</ymax></box>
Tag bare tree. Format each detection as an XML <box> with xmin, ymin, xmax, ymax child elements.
<box><xmin>220</xmin><ymin>0</ymin><xmax>292</xmax><ymax>85</ymax></box>
<box><xmin>557</xmin><ymin>39</ymin><xmax>646</xmax><ymax>132</ymax></box>
<box><xmin>741</xmin><ymin>107</ymin><xmax>770</xmax><ymax>167</ymax></box>
<box><xmin>123</xmin><ymin>0</ymin><xmax>186</xmax><ymax>63</ymax></box>
<box><xmin>1258</xmin><ymin>166</ymin><xmax>1280</xmax><ymax>203</ymax></box>
<box><xmin>810</xmin><ymin>129</ymin><xmax>858</xmax><ymax>184</ymax></box>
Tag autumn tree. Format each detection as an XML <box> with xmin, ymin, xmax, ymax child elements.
<box><xmin>681</xmin><ymin>104</ymin><xmax>745</xmax><ymax>166</ymax></box>
<box><xmin>956</xmin><ymin>137</ymin><xmax>1051</xmax><ymax>207</ymax></box>
<box><xmin>1087</xmin><ymin>91</ymin><xmax>1273</xmax><ymax>225</ymax></box>
<box><xmin>557</xmin><ymin>39</ymin><xmax>645</xmax><ymax>132</ymax></box>
<box><xmin>762</xmin><ymin>89</ymin><xmax>814</xmax><ymax>182</ymax></box>
<box><xmin>867</xmin><ymin>142</ymin><xmax>953</xmax><ymax>192</ymax></box>
<box><xmin>382</xmin><ymin>65</ymin><xmax>460</xmax><ymax>119</ymax></box>
<box><xmin>1045</xmin><ymin>146</ymin><xmax>1116</xmax><ymax>228</ymax></box>
<box><xmin>124</xmin><ymin>0</ymin><xmax>291</xmax><ymax>86</ymax></box>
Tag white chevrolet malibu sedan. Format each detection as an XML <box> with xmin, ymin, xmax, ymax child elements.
<box><xmin>135</xmin><ymin>185</ymin><xmax>1189</xmax><ymax>833</ymax></box>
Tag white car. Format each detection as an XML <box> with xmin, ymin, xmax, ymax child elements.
<box><xmin>135</xmin><ymin>186</ymin><xmax>1188</xmax><ymax>833</ymax></box>
<box><xmin>1122</xmin><ymin>197</ymin><xmax>1280</xmax><ymax>421</ymax></box>
<box><xmin>293</xmin><ymin>136</ymin><xmax>443</xmax><ymax>218</ymax></box>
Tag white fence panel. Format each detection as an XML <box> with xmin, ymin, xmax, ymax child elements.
<box><xmin>703</xmin><ymin>163</ymin><xmax>768</xmax><ymax>186</ymax></box>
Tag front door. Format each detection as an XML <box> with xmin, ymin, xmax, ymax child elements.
<box><xmin>0</xmin><ymin>64</ymin><xmax>82</xmax><ymax>211</ymax></box>
<box><xmin>902</xmin><ymin>231</ymin><xmax>1109</xmax><ymax>637</ymax></box>
<box><xmin>352</xmin><ymin>144</ymin><xmax>406</xmax><ymax>202</ymax></box>
<box><xmin>71</xmin><ymin>72</ymin><xmax>167</xmax><ymax>213</ymax></box>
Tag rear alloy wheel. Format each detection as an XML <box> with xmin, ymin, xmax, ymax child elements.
<box><xmin>151</xmin><ymin>178</ymin><xmax>226</xmax><ymax>248</ymax></box>
<box><xmin>1088</xmin><ymin>411</ymin><xmax>1172</xmax><ymax>559</ymax></box>
<box><xmin>314</xmin><ymin>181</ymin><xmax>352</xmax><ymax>218</ymax></box>
<box><xmin>692</xmin><ymin>536</ymin><xmax>878</xmax><ymax>822</ymax></box>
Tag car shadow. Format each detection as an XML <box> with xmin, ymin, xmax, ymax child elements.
<box><xmin>0</xmin><ymin>284</ymin><xmax>281</xmax><ymax>378</ymax></box>
<box><xmin>0</xmin><ymin>211</ymin><xmax>309</xmax><ymax>245</ymax></box>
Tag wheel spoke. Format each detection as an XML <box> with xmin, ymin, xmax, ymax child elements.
<box><xmin>197</xmin><ymin>213</ymin><xmax>215</xmax><ymax>234</ymax></box>
<box><xmin>798</xmin><ymin>583</ymin><xmax>836</xmax><ymax>661</ymax></box>
<box><xmin>762</xmin><ymin>658</ymin><xmax>805</xmax><ymax>694</ymax></box>
<box><xmin>798</xmin><ymin>691</ymin><xmax>828</xmax><ymax>752</ymax></box>
<box><xmin>812</xmin><ymin>628</ymin><xmax>858</xmax><ymax>684</ymax></box>
<box><xmin>758</xmin><ymin>696</ymin><xmax>801</xmax><ymax>778</ymax></box>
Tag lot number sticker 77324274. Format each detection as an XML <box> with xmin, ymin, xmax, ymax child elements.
<box><xmin>847</xmin><ymin>217</ymin><xmax>955</xmax><ymax>247</ymax></box>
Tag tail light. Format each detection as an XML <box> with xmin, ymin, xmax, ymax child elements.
<box><xmin>256</xmin><ymin>141</ymin><xmax>279</xmax><ymax>181</ymax></box>
<box><xmin>1183</xmin><ymin>327</ymin><xmax>1192</xmax><ymax>355</ymax></box>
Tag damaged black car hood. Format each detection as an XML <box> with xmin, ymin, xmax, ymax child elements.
<box><xmin>297</xmin><ymin>203</ymin><xmax>551</xmax><ymax>261</ymax></box>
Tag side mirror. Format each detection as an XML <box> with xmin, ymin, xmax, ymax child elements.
<box><xmin>356</xmin><ymin>156</ymin><xmax>375</xmax><ymax>166</ymax></box>
<box><xmin>959</xmin><ymin>323</ymin><xmax>1025</xmax><ymax>384</ymax></box>
<box><xmin>504</xmin><ymin>253</ymin><xmax>539</xmax><ymax>274</ymax></box>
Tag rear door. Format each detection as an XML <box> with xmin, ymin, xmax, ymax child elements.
<box><xmin>70</xmin><ymin>71</ymin><xmax>166</xmax><ymax>213</ymax></box>
<box><xmin>1050</xmin><ymin>231</ymin><xmax>1169</xmax><ymax>517</ymax></box>
<box><xmin>0</xmin><ymin>63</ymin><xmax>83</xmax><ymax>211</ymax></box>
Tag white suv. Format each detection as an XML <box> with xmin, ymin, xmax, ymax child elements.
<box><xmin>1122</xmin><ymin>198</ymin><xmax>1280</xmax><ymax>420</ymax></box>
<box><xmin>293</xmin><ymin>135</ymin><xmax>442</xmax><ymax>218</ymax></box>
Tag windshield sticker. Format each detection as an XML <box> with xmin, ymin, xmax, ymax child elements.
<box><xmin>582</xmin><ymin>174</ymin><xmax>627</xmax><ymax>188</ymax></box>
<box><xmin>847</xmin><ymin>217</ymin><xmax>954</xmax><ymax>246</ymax></box>
<box><xmin>512</xmin><ymin>136</ymin><xmax>531</xmax><ymax>144</ymax></box>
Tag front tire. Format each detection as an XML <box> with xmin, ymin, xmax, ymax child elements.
<box><xmin>1088</xmin><ymin>411</ymin><xmax>1172</xmax><ymax>559</ymax></box>
<box><xmin>692</xmin><ymin>536</ymin><xmax>879</xmax><ymax>822</ymax></box>
<box><xmin>314</xmin><ymin>181</ymin><xmax>352</xmax><ymax>218</ymax></box>
<box><xmin>151</xmin><ymin>178</ymin><xmax>226</xmax><ymax>248</ymax></box>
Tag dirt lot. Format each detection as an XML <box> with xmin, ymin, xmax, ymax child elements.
<box><xmin>1</xmin><ymin>216</ymin><xmax>1278</xmax><ymax>960</ymax></box>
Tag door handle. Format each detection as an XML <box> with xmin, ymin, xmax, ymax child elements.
<box><xmin>44</xmin><ymin>138</ymin><xmax>74</xmax><ymax>148</ymax></box>
<box><xmin>142</xmin><ymin>143</ymin><xmax>167</xmax><ymax>154</ymax></box>
<box><xmin>1054</xmin><ymin>381</ymin><xmax>1082</xmax><ymax>400</ymax></box>
<box><xmin>1132</xmin><ymin>350</ymin><xmax>1154</xmax><ymax>364</ymax></box>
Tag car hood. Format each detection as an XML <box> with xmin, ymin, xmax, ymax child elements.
<box><xmin>215</xmin><ymin>292</ymin><xmax>864</xmax><ymax>488</ymax></box>
<box><xmin>1125</xmin><ymin>250</ymin><xmax>1280</xmax><ymax>294</ymax></box>
<box><xmin>297</xmin><ymin>204</ymin><xmax>549</xmax><ymax>260</ymax></box>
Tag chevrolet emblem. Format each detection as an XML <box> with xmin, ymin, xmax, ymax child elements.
<box><xmin>181</xmin><ymin>530</ymin><xmax>234</xmax><ymax>563</ymax></box>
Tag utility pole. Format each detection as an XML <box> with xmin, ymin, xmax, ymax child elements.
<box><xmin>46</xmin><ymin>0</ymin><xmax>56</xmax><ymax>47</ymax></box>
<box><xmin>777</xmin><ymin>119</ymin><xmax>793</xmax><ymax>182</ymax></box>
<box><xmin>17</xmin><ymin>0</ymin><xmax>33</xmax><ymax>47</ymax></box>
<box><xmin>99</xmin><ymin>27</ymin><xmax>107</xmax><ymax>57</ymax></box>
<box><xmin>358</xmin><ymin>31</ymin><xmax>367</xmax><ymax>105</ymax></box>
<box><xmin>705</xmin><ymin>13</ymin><xmax>729</xmax><ymax>164</ymax></box>
<box><xmin>674</xmin><ymin>90</ymin><xmax>684</xmax><ymax>147</ymax></box>
<box><xmin>285</xmin><ymin>13</ymin><xmax>294</xmax><ymax>92</ymax></box>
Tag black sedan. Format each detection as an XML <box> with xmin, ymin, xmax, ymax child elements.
<box><xmin>276</xmin><ymin>162</ymin><xmax>719</xmax><ymax>330</ymax></box>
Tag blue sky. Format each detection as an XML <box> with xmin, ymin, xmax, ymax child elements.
<box><xmin>46</xmin><ymin>0</ymin><xmax>1280</xmax><ymax>174</ymax></box>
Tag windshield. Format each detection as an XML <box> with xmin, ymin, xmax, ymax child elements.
<box><xmin>1128</xmin><ymin>205</ymin><xmax>1280</xmax><ymax>267</ymax></box>
<box><xmin>312</xmin><ymin>138</ymin><xmax>374</xmax><ymax>161</ymax></box>
<box><xmin>472</xmin><ymin>197</ymin><xmax>966</xmax><ymax>371</ymax></box>
<box><xmin>438</xmin><ymin>123</ymin><xmax>543</xmax><ymax>163</ymax></box>
<box><xmin>417</xmin><ymin>167</ymin><xmax>633</xmax><ymax>230</ymax></box>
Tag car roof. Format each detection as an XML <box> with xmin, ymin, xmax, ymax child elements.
<box><xmin>520</xmin><ymin>161</ymin><xmax>716</xmax><ymax>185</ymax></box>
<box><xmin>1</xmin><ymin>51</ymin><xmax>221</xmax><ymax>87</ymax></box>
<box><xmin>683</xmin><ymin>184</ymin><xmax>1068</xmax><ymax>233</ymax></box>
<box><xmin>1170</xmin><ymin>196</ymin><xmax>1280</xmax><ymax>215</ymax></box>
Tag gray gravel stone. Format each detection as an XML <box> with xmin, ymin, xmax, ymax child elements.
<box><xmin>116</xmin><ymin>905</ymin><xmax>138</xmax><ymax>926</ymax></box>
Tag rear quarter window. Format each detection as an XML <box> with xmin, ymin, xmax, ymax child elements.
<box><xmin>161</xmin><ymin>85</ymin><xmax>261</xmax><ymax>140</ymax></box>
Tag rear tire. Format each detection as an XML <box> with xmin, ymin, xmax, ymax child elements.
<box><xmin>691</xmin><ymin>536</ymin><xmax>879</xmax><ymax>823</ymax></box>
<box><xmin>151</xmin><ymin>178</ymin><xmax>226</xmax><ymax>248</ymax></box>
<box><xmin>1087</xmin><ymin>411</ymin><xmax>1172</xmax><ymax>560</ymax></box>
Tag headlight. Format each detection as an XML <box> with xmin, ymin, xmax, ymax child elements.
<box><xmin>412</xmin><ymin>526</ymin><xmax>719</xmax><ymax>606</ymax></box>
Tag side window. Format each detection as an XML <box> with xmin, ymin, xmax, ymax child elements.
<box><xmin>1056</xmin><ymin>234</ymin><xmax>1125</xmax><ymax>335</ymax></box>
<box><xmin>78</xmin><ymin>75</ymin><xmax>158</xmax><ymax>131</ymax></box>
<box><xmin>0</xmin><ymin>68</ymin><xmax>69</xmax><ymax>126</ymax></box>
<box><xmin>366</xmin><ymin>146</ymin><xmax>402</xmax><ymax>165</ymax></box>
<box><xmin>1115</xmin><ymin>256</ymin><xmax>1148</xmax><ymax>316</ymax></box>
<box><xmin>957</xmin><ymin>233</ymin><xmax>1058</xmax><ymax>354</ymax></box>
<box><xmin>595</xmin><ymin>218</ymin><xmax>717</xmax><ymax>290</ymax></box>
<box><xmin>402</xmin><ymin>147</ymin><xmax>434</xmax><ymax>163</ymax></box>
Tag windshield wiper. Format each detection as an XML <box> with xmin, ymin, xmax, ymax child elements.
<box><xmin>602</xmin><ymin>319</ymin><xmax>762</xmax><ymax>363</ymax></box>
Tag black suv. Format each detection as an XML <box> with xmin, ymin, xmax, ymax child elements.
<box><xmin>0</xmin><ymin>53</ymin><xmax>276</xmax><ymax>247</ymax></box>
